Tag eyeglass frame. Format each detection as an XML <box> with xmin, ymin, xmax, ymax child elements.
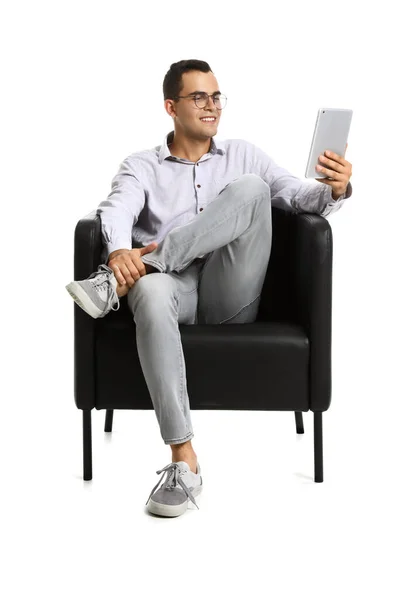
<box><xmin>172</xmin><ymin>92</ymin><xmax>227</xmax><ymax>109</ymax></box>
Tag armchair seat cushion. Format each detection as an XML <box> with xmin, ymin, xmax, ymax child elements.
<box><xmin>94</xmin><ymin>318</ymin><xmax>309</xmax><ymax>412</ymax></box>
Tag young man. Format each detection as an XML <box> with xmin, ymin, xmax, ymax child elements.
<box><xmin>66</xmin><ymin>59</ymin><xmax>353</xmax><ymax>517</ymax></box>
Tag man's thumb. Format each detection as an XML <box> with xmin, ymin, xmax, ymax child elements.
<box><xmin>140</xmin><ymin>242</ymin><xmax>158</xmax><ymax>254</ymax></box>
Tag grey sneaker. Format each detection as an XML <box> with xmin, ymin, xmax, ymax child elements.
<box><xmin>145</xmin><ymin>461</ymin><xmax>203</xmax><ymax>517</ymax></box>
<box><xmin>65</xmin><ymin>264</ymin><xmax>120</xmax><ymax>319</ymax></box>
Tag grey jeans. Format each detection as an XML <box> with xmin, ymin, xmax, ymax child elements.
<box><xmin>126</xmin><ymin>174</ymin><xmax>273</xmax><ymax>445</ymax></box>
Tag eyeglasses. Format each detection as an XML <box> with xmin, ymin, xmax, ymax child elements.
<box><xmin>173</xmin><ymin>92</ymin><xmax>227</xmax><ymax>110</ymax></box>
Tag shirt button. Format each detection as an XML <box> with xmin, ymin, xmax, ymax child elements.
<box><xmin>199</xmin><ymin>208</ymin><xmax>203</xmax><ymax>212</ymax></box>
<box><xmin>196</xmin><ymin>163</ymin><xmax>199</xmax><ymax>166</ymax></box>
<box><xmin>197</xmin><ymin>184</ymin><xmax>201</xmax><ymax>188</ymax></box>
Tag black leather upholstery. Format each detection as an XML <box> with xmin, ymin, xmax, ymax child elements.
<box><xmin>72</xmin><ymin>206</ymin><xmax>333</xmax><ymax>482</ymax></box>
<box><xmin>73</xmin><ymin>206</ymin><xmax>332</xmax><ymax>411</ymax></box>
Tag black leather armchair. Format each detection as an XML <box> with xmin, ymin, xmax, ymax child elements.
<box><xmin>73</xmin><ymin>206</ymin><xmax>333</xmax><ymax>483</ymax></box>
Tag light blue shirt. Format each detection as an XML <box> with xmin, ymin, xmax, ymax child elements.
<box><xmin>97</xmin><ymin>129</ymin><xmax>352</xmax><ymax>262</ymax></box>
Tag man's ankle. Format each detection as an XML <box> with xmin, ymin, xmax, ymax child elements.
<box><xmin>171</xmin><ymin>455</ymin><xmax>198</xmax><ymax>473</ymax></box>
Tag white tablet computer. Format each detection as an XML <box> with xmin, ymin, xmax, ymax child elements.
<box><xmin>305</xmin><ymin>108</ymin><xmax>353</xmax><ymax>178</ymax></box>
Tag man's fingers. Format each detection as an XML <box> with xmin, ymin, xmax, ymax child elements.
<box><xmin>320</xmin><ymin>155</ymin><xmax>346</xmax><ymax>173</ymax></box>
<box><xmin>112</xmin><ymin>246</ymin><xmax>157</xmax><ymax>285</ymax></box>
<box><xmin>324</xmin><ymin>150</ymin><xmax>347</xmax><ymax>166</ymax></box>
<box><xmin>122</xmin><ymin>258</ymin><xmax>141</xmax><ymax>282</ymax></box>
<box><xmin>111</xmin><ymin>265</ymin><xmax>126</xmax><ymax>286</ymax></box>
<box><xmin>111</xmin><ymin>262</ymin><xmax>136</xmax><ymax>287</ymax></box>
<box><xmin>316</xmin><ymin>164</ymin><xmax>346</xmax><ymax>179</ymax></box>
<box><xmin>132</xmin><ymin>247</ymin><xmax>157</xmax><ymax>277</ymax></box>
<box><xmin>121</xmin><ymin>263</ymin><xmax>138</xmax><ymax>287</ymax></box>
<box><xmin>132</xmin><ymin>255</ymin><xmax>146</xmax><ymax>277</ymax></box>
<box><xmin>141</xmin><ymin>242</ymin><xmax>158</xmax><ymax>253</ymax></box>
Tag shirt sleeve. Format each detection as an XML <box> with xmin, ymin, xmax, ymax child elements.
<box><xmin>248</xmin><ymin>141</ymin><xmax>352</xmax><ymax>217</ymax></box>
<box><xmin>96</xmin><ymin>157</ymin><xmax>146</xmax><ymax>261</ymax></box>
<box><xmin>320</xmin><ymin>180</ymin><xmax>353</xmax><ymax>217</ymax></box>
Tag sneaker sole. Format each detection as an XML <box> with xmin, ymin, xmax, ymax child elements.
<box><xmin>65</xmin><ymin>282</ymin><xmax>103</xmax><ymax>319</ymax></box>
<box><xmin>146</xmin><ymin>486</ymin><xmax>202</xmax><ymax>517</ymax></box>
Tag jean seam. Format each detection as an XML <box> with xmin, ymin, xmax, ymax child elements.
<box><xmin>218</xmin><ymin>292</ymin><xmax>261</xmax><ymax>324</ymax></box>
<box><xmin>175</xmin><ymin>292</ymin><xmax>190</xmax><ymax>433</ymax></box>
<box><xmin>178</xmin><ymin>287</ymin><xmax>198</xmax><ymax>295</ymax></box>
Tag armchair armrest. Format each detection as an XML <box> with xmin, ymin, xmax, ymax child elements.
<box><xmin>259</xmin><ymin>208</ymin><xmax>332</xmax><ymax>411</ymax></box>
<box><xmin>72</xmin><ymin>210</ymin><xmax>102</xmax><ymax>410</ymax></box>
<box><xmin>74</xmin><ymin>210</ymin><xmax>102</xmax><ymax>280</ymax></box>
<box><xmin>292</xmin><ymin>213</ymin><xmax>333</xmax><ymax>412</ymax></box>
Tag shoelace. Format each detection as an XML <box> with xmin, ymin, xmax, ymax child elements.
<box><xmin>145</xmin><ymin>462</ymin><xmax>200</xmax><ymax>509</ymax></box>
<box><xmin>88</xmin><ymin>264</ymin><xmax>120</xmax><ymax>312</ymax></box>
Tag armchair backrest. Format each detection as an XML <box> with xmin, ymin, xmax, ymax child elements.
<box><xmin>73</xmin><ymin>207</ymin><xmax>332</xmax><ymax>327</ymax></box>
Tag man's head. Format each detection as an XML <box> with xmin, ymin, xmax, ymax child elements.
<box><xmin>163</xmin><ymin>59</ymin><xmax>225</xmax><ymax>142</ymax></box>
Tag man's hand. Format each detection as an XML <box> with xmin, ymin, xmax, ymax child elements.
<box><xmin>315</xmin><ymin>143</ymin><xmax>352</xmax><ymax>200</ymax></box>
<box><xmin>108</xmin><ymin>242</ymin><xmax>158</xmax><ymax>288</ymax></box>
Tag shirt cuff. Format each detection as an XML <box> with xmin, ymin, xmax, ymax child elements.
<box><xmin>320</xmin><ymin>181</ymin><xmax>352</xmax><ymax>218</ymax></box>
<box><xmin>105</xmin><ymin>240</ymin><xmax>133</xmax><ymax>259</ymax></box>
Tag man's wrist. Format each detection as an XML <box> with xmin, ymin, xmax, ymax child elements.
<box><xmin>332</xmin><ymin>184</ymin><xmax>349</xmax><ymax>201</ymax></box>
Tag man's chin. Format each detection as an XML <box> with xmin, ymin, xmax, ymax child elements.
<box><xmin>196</xmin><ymin>131</ymin><xmax>217</xmax><ymax>140</ymax></box>
<box><xmin>198</xmin><ymin>125</ymin><xmax>218</xmax><ymax>136</ymax></box>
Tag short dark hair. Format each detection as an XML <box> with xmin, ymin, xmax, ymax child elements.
<box><xmin>163</xmin><ymin>59</ymin><xmax>213</xmax><ymax>102</ymax></box>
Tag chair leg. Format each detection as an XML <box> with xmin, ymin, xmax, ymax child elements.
<box><xmin>295</xmin><ymin>411</ymin><xmax>304</xmax><ymax>434</ymax></box>
<box><xmin>83</xmin><ymin>409</ymin><xmax>92</xmax><ymax>481</ymax></box>
<box><xmin>105</xmin><ymin>409</ymin><xmax>114</xmax><ymax>432</ymax></box>
<box><xmin>314</xmin><ymin>411</ymin><xmax>323</xmax><ymax>482</ymax></box>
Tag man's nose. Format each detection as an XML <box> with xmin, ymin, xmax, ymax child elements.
<box><xmin>204</xmin><ymin>96</ymin><xmax>217</xmax><ymax>110</ymax></box>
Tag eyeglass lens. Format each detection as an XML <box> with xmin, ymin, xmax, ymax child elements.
<box><xmin>195</xmin><ymin>94</ymin><xmax>227</xmax><ymax>109</ymax></box>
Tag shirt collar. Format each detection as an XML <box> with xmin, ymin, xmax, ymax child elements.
<box><xmin>158</xmin><ymin>129</ymin><xmax>225</xmax><ymax>164</ymax></box>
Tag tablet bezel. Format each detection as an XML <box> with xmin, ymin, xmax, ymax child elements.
<box><xmin>305</xmin><ymin>108</ymin><xmax>353</xmax><ymax>179</ymax></box>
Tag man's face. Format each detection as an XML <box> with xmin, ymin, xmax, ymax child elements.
<box><xmin>168</xmin><ymin>70</ymin><xmax>222</xmax><ymax>139</ymax></box>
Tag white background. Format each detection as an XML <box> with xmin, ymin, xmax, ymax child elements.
<box><xmin>2</xmin><ymin>0</ymin><xmax>405</xmax><ymax>598</ymax></box>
